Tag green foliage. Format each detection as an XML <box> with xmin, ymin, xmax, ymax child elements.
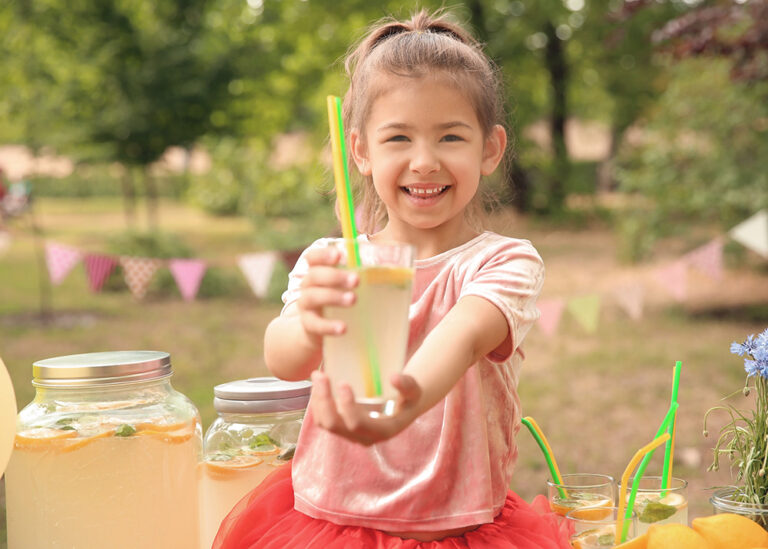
<box><xmin>616</xmin><ymin>58</ymin><xmax>768</xmax><ymax>256</ymax></box>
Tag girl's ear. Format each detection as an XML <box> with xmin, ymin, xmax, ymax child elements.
<box><xmin>350</xmin><ymin>129</ymin><xmax>372</xmax><ymax>176</ymax></box>
<box><xmin>481</xmin><ymin>125</ymin><xmax>507</xmax><ymax>176</ymax></box>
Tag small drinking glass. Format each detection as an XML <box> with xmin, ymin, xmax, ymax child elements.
<box><xmin>547</xmin><ymin>473</ymin><xmax>616</xmax><ymax>519</ymax></box>
<box><xmin>565</xmin><ymin>506</ymin><xmax>637</xmax><ymax>549</ymax></box>
<box><xmin>618</xmin><ymin>476</ymin><xmax>688</xmax><ymax>534</ymax></box>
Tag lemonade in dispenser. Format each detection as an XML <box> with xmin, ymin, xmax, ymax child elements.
<box><xmin>5</xmin><ymin>351</ymin><xmax>202</xmax><ymax>549</ymax></box>
<box><xmin>199</xmin><ymin>377</ymin><xmax>311</xmax><ymax>549</ymax></box>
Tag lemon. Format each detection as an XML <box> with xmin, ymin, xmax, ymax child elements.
<box><xmin>615</xmin><ymin>532</ymin><xmax>648</xmax><ymax>549</ymax></box>
<box><xmin>647</xmin><ymin>523</ymin><xmax>712</xmax><ymax>549</ymax></box>
<box><xmin>658</xmin><ymin>493</ymin><xmax>688</xmax><ymax>509</ymax></box>
<box><xmin>692</xmin><ymin>513</ymin><xmax>768</xmax><ymax>549</ymax></box>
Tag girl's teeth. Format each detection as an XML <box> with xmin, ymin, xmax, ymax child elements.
<box><xmin>407</xmin><ymin>186</ymin><xmax>446</xmax><ymax>195</ymax></box>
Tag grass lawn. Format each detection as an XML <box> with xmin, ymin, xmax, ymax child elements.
<box><xmin>1</xmin><ymin>197</ymin><xmax>767</xmax><ymax>547</ymax></box>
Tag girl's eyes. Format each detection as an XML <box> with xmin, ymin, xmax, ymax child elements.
<box><xmin>441</xmin><ymin>134</ymin><xmax>464</xmax><ymax>142</ymax></box>
<box><xmin>386</xmin><ymin>135</ymin><xmax>409</xmax><ymax>142</ymax></box>
<box><xmin>384</xmin><ymin>134</ymin><xmax>464</xmax><ymax>143</ymax></box>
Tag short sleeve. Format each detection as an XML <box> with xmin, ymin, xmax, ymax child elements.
<box><xmin>459</xmin><ymin>240</ymin><xmax>544</xmax><ymax>362</ymax></box>
<box><xmin>280</xmin><ymin>238</ymin><xmax>332</xmax><ymax>314</ymax></box>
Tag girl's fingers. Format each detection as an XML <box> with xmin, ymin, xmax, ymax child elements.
<box><xmin>310</xmin><ymin>371</ymin><xmax>345</xmax><ymax>432</ymax></box>
<box><xmin>301</xmin><ymin>311</ymin><xmax>345</xmax><ymax>336</ymax></box>
<box><xmin>302</xmin><ymin>265</ymin><xmax>358</xmax><ymax>291</ymax></box>
<box><xmin>298</xmin><ymin>287</ymin><xmax>356</xmax><ymax>312</ymax></box>
<box><xmin>392</xmin><ymin>374</ymin><xmax>421</xmax><ymax>404</ymax></box>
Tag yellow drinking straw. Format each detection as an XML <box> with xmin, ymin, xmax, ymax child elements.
<box><xmin>615</xmin><ymin>432</ymin><xmax>671</xmax><ymax>545</ymax></box>
<box><xmin>521</xmin><ymin>417</ymin><xmax>566</xmax><ymax>498</ymax></box>
<box><xmin>325</xmin><ymin>95</ymin><xmax>382</xmax><ymax>398</ymax></box>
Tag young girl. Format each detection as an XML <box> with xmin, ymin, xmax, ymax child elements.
<box><xmin>215</xmin><ymin>10</ymin><xmax>568</xmax><ymax>549</ymax></box>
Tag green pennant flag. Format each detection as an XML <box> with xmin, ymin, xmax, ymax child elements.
<box><xmin>566</xmin><ymin>295</ymin><xmax>601</xmax><ymax>333</ymax></box>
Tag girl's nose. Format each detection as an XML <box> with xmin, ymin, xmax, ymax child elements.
<box><xmin>409</xmin><ymin>144</ymin><xmax>440</xmax><ymax>175</ymax></box>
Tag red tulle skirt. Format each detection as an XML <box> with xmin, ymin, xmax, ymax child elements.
<box><xmin>213</xmin><ymin>465</ymin><xmax>571</xmax><ymax>549</ymax></box>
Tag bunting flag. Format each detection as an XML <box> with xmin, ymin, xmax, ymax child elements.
<box><xmin>279</xmin><ymin>249</ymin><xmax>303</xmax><ymax>272</ymax></box>
<box><xmin>729</xmin><ymin>210</ymin><xmax>768</xmax><ymax>259</ymax></box>
<box><xmin>120</xmin><ymin>256</ymin><xmax>162</xmax><ymax>300</ymax></box>
<box><xmin>654</xmin><ymin>259</ymin><xmax>688</xmax><ymax>302</ymax></box>
<box><xmin>238</xmin><ymin>252</ymin><xmax>279</xmax><ymax>299</ymax></box>
<box><xmin>169</xmin><ymin>259</ymin><xmax>207</xmax><ymax>302</ymax></box>
<box><xmin>684</xmin><ymin>238</ymin><xmax>724</xmax><ymax>281</ymax></box>
<box><xmin>83</xmin><ymin>253</ymin><xmax>118</xmax><ymax>293</ymax></box>
<box><xmin>45</xmin><ymin>242</ymin><xmax>82</xmax><ymax>285</ymax></box>
<box><xmin>537</xmin><ymin>299</ymin><xmax>565</xmax><ymax>337</ymax></box>
<box><xmin>612</xmin><ymin>283</ymin><xmax>644</xmax><ymax>321</ymax></box>
<box><xmin>566</xmin><ymin>295</ymin><xmax>601</xmax><ymax>334</ymax></box>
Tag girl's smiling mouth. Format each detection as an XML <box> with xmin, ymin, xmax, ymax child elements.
<box><xmin>401</xmin><ymin>185</ymin><xmax>450</xmax><ymax>197</ymax></box>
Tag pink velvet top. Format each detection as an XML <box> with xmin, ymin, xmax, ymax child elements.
<box><xmin>283</xmin><ymin>232</ymin><xmax>545</xmax><ymax>532</ymax></box>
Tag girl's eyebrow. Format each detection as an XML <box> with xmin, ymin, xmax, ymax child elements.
<box><xmin>376</xmin><ymin>121</ymin><xmax>473</xmax><ymax>132</ymax></box>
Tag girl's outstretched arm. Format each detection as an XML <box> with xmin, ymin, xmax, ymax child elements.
<box><xmin>310</xmin><ymin>294</ymin><xmax>509</xmax><ymax>445</ymax></box>
<box><xmin>264</xmin><ymin>247</ymin><xmax>359</xmax><ymax>381</ymax></box>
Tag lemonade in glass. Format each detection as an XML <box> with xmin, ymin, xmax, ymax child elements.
<box><xmin>565</xmin><ymin>506</ymin><xmax>637</xmax><ymax>549</ymax></box>
<box><xmin>547</xmin><ymin>473</ymin><xmax>616</xmax><ymax>519</ymax></box>
<box><xmin>620</xmin><ymin>476</ymin><xmax>688</xmax><ymax>534</ymax></box>
<box><xmin>323</xmin><ymin>239</ymin><xmax>414</xmax><ymax>413</ymax></box>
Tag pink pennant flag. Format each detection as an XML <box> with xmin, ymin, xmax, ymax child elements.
<box><xmin>45</xmin><ymin>241</ymin><xmax>82</xmax><ymax>285</ymax></box>
<box><xmin>0</xmin><ymin>231</ymin><xmax>10</xmax><ymax>255</ymax></box>
<box><xmin>684</xmin><ymin>238</ymin><xmax>724</xmax><ymax>281</ymax></box>
<box><xmin>238</xmin><ymin>252</ymin><xmax>278</xmax><ymax>298</ymax></box>
<box><xmin>82</xmin><ymin>253</ymin><xmax>118</xmax><ymax>293</ymax></box>
<box><xmin>120</xmin><ymin>256</ymin><xmax>162</xmax><ymax>300</ymax></box>
<box><xmin>612</xmin><ymin>283</ymin><xmax>644</xmax><ymax>321</ymax></box>
<box><xmin>168</xmin><ymin>259</ymin><xmax>207</xmax><ymax>302</ymax></box>
<box><xmin>537</xmin><ymin>298</ymin><xmax>565</xmax><ymax>337</ymax></box>
<box><xmin>654</xmin><ymin>259</ymin><xmax>687</xmax><ymax>302</ymax></box>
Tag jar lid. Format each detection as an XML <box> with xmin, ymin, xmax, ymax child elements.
<box><xmin>214</xmin><ymin>377</ymin><xmax>311</xmax><ymax>414</ymax></box>
<box><xmin>32</xmin><ymin>351</ymin><xmax>172</xmax><ymax>387</ymax></box>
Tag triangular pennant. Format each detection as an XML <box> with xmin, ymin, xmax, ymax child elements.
<box><xmin>238</xmin><ymin>252</ymin><xmax>278</xmax><ymax>298</ymax></box>
<box><xmin>44</xmin><ymin>242</ymin><xmax>82</xmax><ymax>285</ymax></box>
<box><xmin>168</xmin><ymin>259</ymin><xmax>207</xmax><ymax>302</ymax></box>
<box><xmin>120</xmin><ymin>256</ymin><xmax>162</xmax><ymax>300</ymax></box>
<box><xmin>612</xmin><ymin>284</ymin><xmax>644</xmax><ymax>321</ymax></box>
<box><xmin>280</xmin><ymin>249</ymin><xmax>303</xmax><ymax>272</ymax></box>
<box><xmin>729</xmin><ymin>210</ymin><xmax>768</xmax><ymax>258</ymax></box>
<box><xmin>537</xmin><ymin>299</ymin><xmax>565</xmax><ymax>337</ymax></box>
<box><xmin>654</xmin><ymin>260</ymin><xmax>687</xmax><ymax>302</ymax></box>
<box><xmin>566</xmin><ymin>295</ymin><xmax>601</xmax><ymax>334</ymax></box>
<box><xmin>684</xmin><ymin>238</ymin><xmax>724</xmax><ymax>281</ymax></box>
<box><xmin>82</xmin><ymin>253</ymin><xmax>118</xmax><ymax>293</ymax></box>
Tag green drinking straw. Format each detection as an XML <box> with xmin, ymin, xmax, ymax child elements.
<box><xmin>520</xmin><ymin>417</ymin><xmax>567</xmax><ymax>499</ymax></box>
<box><xmin>661</xmin><ymin>361</ymin><xmax>682</xmax><ymax>493</ymax></box>
<box><xmin>620</xmin><ymin>402</ymin><xmax>679</xmax><ymax>542</ymax></box>
<box><xmin>327</xmin><ymin>95</ymin><xmax>381</xmax><ymax>397</ymax></box>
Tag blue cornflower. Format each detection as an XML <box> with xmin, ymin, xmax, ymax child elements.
<box><xmin>745</xmin><ymin>359</ymin><xmax>761</xmax><ymax>378</ymax></box>
<box><xmin>757</xmin><ymin>328</ymin><xmax>768</xmax><ymax>349</ymax></box>
<box><xmin>735</xmin><ymin>328</ymin><xmax>768</xmax><ymax>378</ymax></box>
<box><xmin>732</xmin><ymin>341</ymin><xmax>748</xmax><ymax>356</ymax></box>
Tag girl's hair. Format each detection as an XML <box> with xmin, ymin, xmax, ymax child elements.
<box><xmin>341</xmin><ymin>9</ymin><xmax>507</xmax><ymax>234</ymax></box>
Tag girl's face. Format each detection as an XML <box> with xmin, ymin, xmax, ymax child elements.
<box><xmin>350</xmin><ymin>73</ymin><xmax>506</xmax><ymax>240</ymax></box>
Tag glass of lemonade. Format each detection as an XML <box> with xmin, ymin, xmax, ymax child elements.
<box><xmin>199</xmin><ymin>377</ymin><xmax>311</xmax><ymax>549</ymax></box>
<box><xmin>619</xmin><ymin>476</ymin><xmax>688</xmax><ymax>534</ymax></box>
<box><xmin>565</xmin><ymin>506</ymin><xmax>638</xmax><ymax>549</ymax></box>
<box><xmin>322</xmin><ymin>238</ymin><xmax>414</xmax><ymax>414</ymax></box>
<box><xmin>548</xmin><ymin>473</ymin><xmax>616</xmax><ymax>520</ymax></box>
<box><xmin>5</xmin><ymin>351</ymin><xmax>202</xmax><ymax>549</ymax></box>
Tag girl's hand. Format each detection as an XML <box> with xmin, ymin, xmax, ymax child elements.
<box><xmin>297</xmin><ymin>247</ymin><xmax>359</xmax><ymax>347</ymax></box>
<box><xmin>310</xmin><ymin>370</ymin><xmax>422</xmax><ymax>446</ymax></box>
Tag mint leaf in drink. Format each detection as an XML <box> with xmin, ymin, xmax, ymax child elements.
<box><xmin>639</xmin><ymin>502</ymin><xmax>676</xmax><ymax>523</ymax></box>
<box><xmin>59</xmin><ymin>425</ymin><xmax>76</xmax><ymax>431</ymax></box>
<box><xmin>115</xmin><ymin>424</ymin><xmax>136</xmax><ymax>437</ymax></box>
<box><xmin>597</xmin><ymin>534</ymin><xmax>615</xmax><ymax>546</ymax></box>
<box><xmin>209</xmin><ymin>453</ymin><xmax>234</xmax><ymax>462</ymax></box>
<box><xmin>249</xmin><ymin>432</ymin><xmax>277</xmax><ymax>451</ymax></box>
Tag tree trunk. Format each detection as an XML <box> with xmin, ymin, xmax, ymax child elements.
<box><xmin>544</xmin><ymin>21</ymin><xmax>569</xmax><ymax>212</ymax></box>
<box><xmin>507</xmin><ymin>159</ymin><xmax>531</xmax><ymax>213</ymax></box>
<box><xmin>143</xmin><ymin>168</ymin><xmax>159</xmax><ymax>230</ymax></box>
<box><xmin>597</xmin><ymin>125</ymin><xmax>622</xmax><ymax>193</ymax></box>
<box><xmin>121</xmin><ymin>168</ymin><xmax>136</xmax><ymax>229</ymax></box>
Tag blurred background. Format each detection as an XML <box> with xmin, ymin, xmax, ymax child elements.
<box><xmin>0</xmin><ymin>0</ymin><xmax>766</xmax><ymax>546</ymax></box>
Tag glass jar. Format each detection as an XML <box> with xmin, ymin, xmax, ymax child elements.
<box><xmin>711</xmin><ymin>487</ymin><xmax>768</xmax><ymax>531</ymax></box>
<box><xmin>199</xmin><ymin>377</ymin><xmax>311</xmax><ymax>549</ymax></box>
<box><xmin>5</xmin><ymin>351</ymin><xmax>202</xmax><ymax>549</ymax></box>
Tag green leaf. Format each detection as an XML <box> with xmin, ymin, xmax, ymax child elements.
<box><xmin>115</xmin><ymin>424</ymin><xmax>136</xmax><ymax>437</ymax></box>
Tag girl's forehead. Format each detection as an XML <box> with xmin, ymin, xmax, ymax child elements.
<box><xmin>366</xmin><ymin>72</ymin><xmax>478</xmax><ymax>119</ymax></box>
